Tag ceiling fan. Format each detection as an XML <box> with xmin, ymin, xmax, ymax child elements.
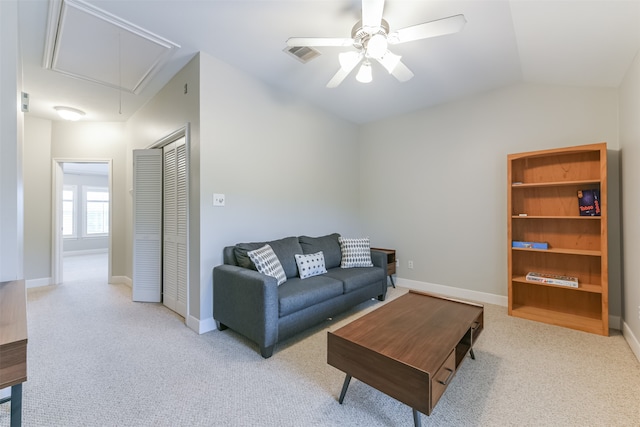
<box><xmin>286</xmin><ymin>0</ymin><xmax>466</xmax><ymax>88</ymax></box>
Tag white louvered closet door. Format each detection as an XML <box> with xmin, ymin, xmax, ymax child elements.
<box><xmin>162</xmin><ymin>138</ymin><xmax>187</xmax><ymax>317</ymax></box>
<box><xmin>132</xmin><ymin>149</ymin><xmax>162</xmax><ymax>302</ymax></box>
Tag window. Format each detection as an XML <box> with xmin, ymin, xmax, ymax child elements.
<box><xmin>62</xmin><ymin>185</ymin><xmax>77</xmax><ymax>237</ymax></box>
<box><xmin>84</xmin><ymin>186</ymin><xmax>109</xmax><ymax>236</ymax></box>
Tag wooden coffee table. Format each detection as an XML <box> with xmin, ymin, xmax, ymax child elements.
<box><xmin>327</xmin><ymin>290</ymin><xmax>483</xmax><ymax>427</ymax></box>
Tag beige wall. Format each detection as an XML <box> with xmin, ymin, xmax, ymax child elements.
<box><xmin>359</xmin><ymin>83</ymin><xmax>622</xmax><ymax>316</ymax></box>
<box><xmin>619</xmin><ymin>49</ymin><xmax>640</xmax><ymax>353</ymax></box>
<box><xmin>23</xmin><ymin>117</ymin><xmax>52</xmax><ymax>281</ymax></box>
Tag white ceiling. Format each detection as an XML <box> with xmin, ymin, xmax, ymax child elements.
<box><xmin>18</xmin><ymin>0</ymin><xmax>640</xmax><ymax>124</ymax></box>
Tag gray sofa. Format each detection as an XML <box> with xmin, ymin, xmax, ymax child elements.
<box><xmin>213</xmin><ymin>233</ymin><xmax>387</xmax><ymax>358</ymax></box>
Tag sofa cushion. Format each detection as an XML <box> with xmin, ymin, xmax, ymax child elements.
<box><xmin>294</xmin><ymin>251</ymin><xmax>327</xmax><ymax>279</ymax></box>
<box><xmin>247</xmin><ymin>244</ymin><xmax>287</xmax><ymax>286</ymax></box>
<box><xmin>234</xmin><ymin>236</ymin><xmax>303</xmax><ymax>278</ymax></box>
<box><xmin>299</xmin><ymin>233</ymin><xmax>342</xmax><ymax>269</ymax></box>
<box><xmin>324</xmin><ymin>266</ymin><xmax>384</xmax><ymax>293</ymax></box>
<box><xmin>278</xmin><ymin>276</ymin><xmax>344</xmax><ymax>317</ymax></box>
<box><xmin>338</xmin><ymin>237</ymin><xmax>374</xmax><ymax>268</ymax></box>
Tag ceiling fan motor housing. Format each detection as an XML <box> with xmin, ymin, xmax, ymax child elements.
<box><xmin>351</xmin><ymin>19</ymin><xmax>390</xmax><ymax>53</ymax></box>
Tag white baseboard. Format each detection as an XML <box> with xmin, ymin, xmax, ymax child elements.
<box><xmin>396</xmin><ymin>278</ymin><xmax>508</xmax><ymax>307</ymax></box>
<box><xmin>25</xmin><ymin>277</ymin><xmax>52</xmax><ymax>289</ymax></box>
<box><xmin>110</xmin><ymin>276</ymin><xmax>132</xmax><ymax>287</ymax></box>
<box><xmin>64</xmin><ymin>248</ymin><xmax>108</xmax><ymax>256</ymax></box>
<box><xmin>187</xmin><ymin>315</ymin><xmax>216</xmax><ymax>334</ymax></box>
<box><xmin>622</xmin><ymin>321</ymin><xmax>640</xmax><ymax>363</ymax></box>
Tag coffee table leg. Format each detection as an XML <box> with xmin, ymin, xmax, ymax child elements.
<box><xmin>338</xmin><ymin>374</ymin><xmax>352</xmax><ymax>404</ymax></box>
<box><xmin>413</xmin><ymin>408</ymin><xmax>422</xmax><ymax>427</ymax></box>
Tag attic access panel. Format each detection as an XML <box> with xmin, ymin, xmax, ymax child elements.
<box><xmin>43</xmin><ymin>0</ymin><xmax>180</xmax><ymax>94</ymax></box>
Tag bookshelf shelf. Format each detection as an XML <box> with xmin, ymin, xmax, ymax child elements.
<box><xmin>511</xmin><ymin>276</ymin><xmax>602</xmax><ymax>294</ymax></box>
<box><xmin>511</xmin><ymin>179</ymin><xmax>601</xmax><ymax>188</ymax></box>
<box><xmin>512</xmin><ymin>215</ymin><xmax>600</xmax><ymax>220</ymax></box>
<box><xmin>511</xmin><ymin>247</ymin><xmax>601</xmax><ymax>256</ymax></box>
<box><xmin>507</xmin><ymin>143</ymin><xmax>608</xmax><ymax>336</ymax></box>
<box><xmin>511</xmin><ymin>305</ymin><xmax>603</xmax><ymax>333</ymax></box>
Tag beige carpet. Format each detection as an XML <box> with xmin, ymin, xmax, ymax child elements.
<box><xmin>1</xmin><ymin>253</ymin><xmax>639</xmax><ymax>426</ymax></box>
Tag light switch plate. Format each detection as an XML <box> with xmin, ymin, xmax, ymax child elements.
<box><xmin>213</xmin><ymin>193</ymin><xmax>225</xmax><ymax>207</ymax></box>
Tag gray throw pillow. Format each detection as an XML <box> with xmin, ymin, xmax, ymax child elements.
<box><xmin>299</xmin><ymin>233</ymin><xmax>341</xmax><ymax>269</ymax></box>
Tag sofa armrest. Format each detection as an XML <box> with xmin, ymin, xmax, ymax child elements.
<box><xmin>370</xmin><ymin>249</ymin><xmax>387</xmax><ymax>270</ymax></box>
<box><xmin>213</xmin><ymin>265</ymin><xmax>279</xmax><ymax>355</ymax></box>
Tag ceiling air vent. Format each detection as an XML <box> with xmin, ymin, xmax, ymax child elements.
<box><xmin>284</xmin><ymin>46</ymin><xmax>321</xmax><ymax>64</ymax></box>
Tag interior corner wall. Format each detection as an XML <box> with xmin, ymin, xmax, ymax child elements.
<box><xmin>198</xmin><ymin>52</ymin><xmax>360</xmax><ymax>326</ymax></box>
<box><xmin>619</xmin><ymin>49</ymin><xmax>640</xmax><ymax>345</ymax></box>
<box><xmin>358</xmin><ymin>83</ymin><xmax>621</xmax><ymax>314</ymax></box>
<box><xmin>51</xmin><ymin>121</ymin><xmax>128</xmax><ymax>278</ymax></box>
<box><xmin>23</xmin><ymin>116</ymin><xmax>52</xmax><ymax>281</ymax></box>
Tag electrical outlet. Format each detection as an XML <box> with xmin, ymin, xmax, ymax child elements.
<box><xmin>408</xmin><ymin>260</ymin><xmax>414</xmax><ymax>269</ymax></box>
<box><xmin>395</xmin><ymin>259</ymin><xmax>399</xmax><ymax>267</ymax></box>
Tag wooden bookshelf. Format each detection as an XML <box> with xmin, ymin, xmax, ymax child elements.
<box><xmin>507</xmin><ymin>143</ymin><xmax>608</xmax><ymax>335</ymax></box>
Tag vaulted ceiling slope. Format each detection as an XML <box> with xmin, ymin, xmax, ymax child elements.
<box><xmin>18</xmin><ymin>0</ymin><xmax>640</xmax><ymax>124</ymax></box>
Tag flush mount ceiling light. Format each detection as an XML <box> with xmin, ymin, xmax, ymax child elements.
<box><xmin>54</xmin><ymin>106</ymin><xmax>85</xmax><ymax>121</ymax></box>
<box><xmin>286</xmin><ymin>0</ymin><xmax>466</xmax><ymax>88</ymax></box>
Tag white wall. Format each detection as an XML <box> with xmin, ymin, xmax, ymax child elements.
<box><xmin>619</xmin><ymin>49</ymin><xmax>640</xmax><ymax>358</ymax></box>
<box><xmin>199</xmin><ymin>52</ymin><xmax>360</xmax><ymax>330</ymax></box>
<box><xmin>23</xmin><ymin>116</ymin><xmax>52</xmax><ymax>281</ymax></box>
<box><xmin>0</xmin><ymin>0</ymin><xmax>24</xmax><ymax>281</ymax></box>
<box><xmin>359</xmin><ymin>83</ymin><xmax>621</xmax><ymax>316</ymax></box>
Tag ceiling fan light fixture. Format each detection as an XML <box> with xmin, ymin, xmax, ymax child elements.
<box><xmin>367</xmin><ymin>33</ymin><xmax>388</xmax><ymax>59</ymax></box>
<box><xmin>54</xmin><ymin>106</ymin><xmax>85</xmax><ymax>121</ymax></box>
<box><xmin>356</xmin><ymin>61</ymin><xmax>373</xmax><ymax>83</ymax></box>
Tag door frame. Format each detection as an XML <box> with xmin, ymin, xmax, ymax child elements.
<box><xmin>52</xmin><ymin>158</ymin><xmax>113</xmax><ymax>285</ymax></box>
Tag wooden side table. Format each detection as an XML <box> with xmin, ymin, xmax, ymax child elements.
<box><xmin>371</xmin><ymin>248</ymin><xmax>396</xmax><ymax>288</ymax></box>
<box><xmin>0</xmin><ymin>279</ymin><xmax>28</xmax><ymax>427</ymax></box>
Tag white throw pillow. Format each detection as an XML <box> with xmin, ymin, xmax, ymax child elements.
<box><xmin>247</xmin><ymin>244</ymin><xmax>287</xmax><ymax>285</ymax></box>
<box><xmin>295</xmin><ymin>251</ymin><xmax>328</xmax><ymax>279</ymax></box>
<box><xmin>338</xmin><ymin>237</ymin><xmax>374</xmax><ymax>268</ymax></box>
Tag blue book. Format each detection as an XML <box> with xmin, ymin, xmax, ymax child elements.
<box><xmin>512</xmin><ymin>241</ymin><xmax>549</xmax><ymax>249</ymax></box>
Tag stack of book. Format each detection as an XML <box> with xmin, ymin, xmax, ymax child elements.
<box><xmin>525</xmin><ymin>272</ymin><xmax>578</xmax><ymax>288</ymax></box>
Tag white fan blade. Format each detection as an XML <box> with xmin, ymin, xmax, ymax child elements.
<box><xmin>362</xmin><ymin>0</ymin><xmax>385</xmax><ymax>30</ymax></box>
<box><xmin>287</xmin><ymin>37</ymin><xmax>354</xmax><ymax>47</ymax></box>
<box><xmin>327</xmin><ymin>55</ymin><xmax>363</xmax><ymax>88</ymax></box>
<box><xmin>390</xmin><ymin>60</ymin><xmax>414</xmax><ymax>82</ymax></box>
<box><xmin>389</xmin><ymin>14</ymin><xmax>466</xmax><ymax>44</ymax></box>
<box><xmin>375</xmin><ymin>50</ymin><xmax>401</xmax><ymax>73</ymax></box>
